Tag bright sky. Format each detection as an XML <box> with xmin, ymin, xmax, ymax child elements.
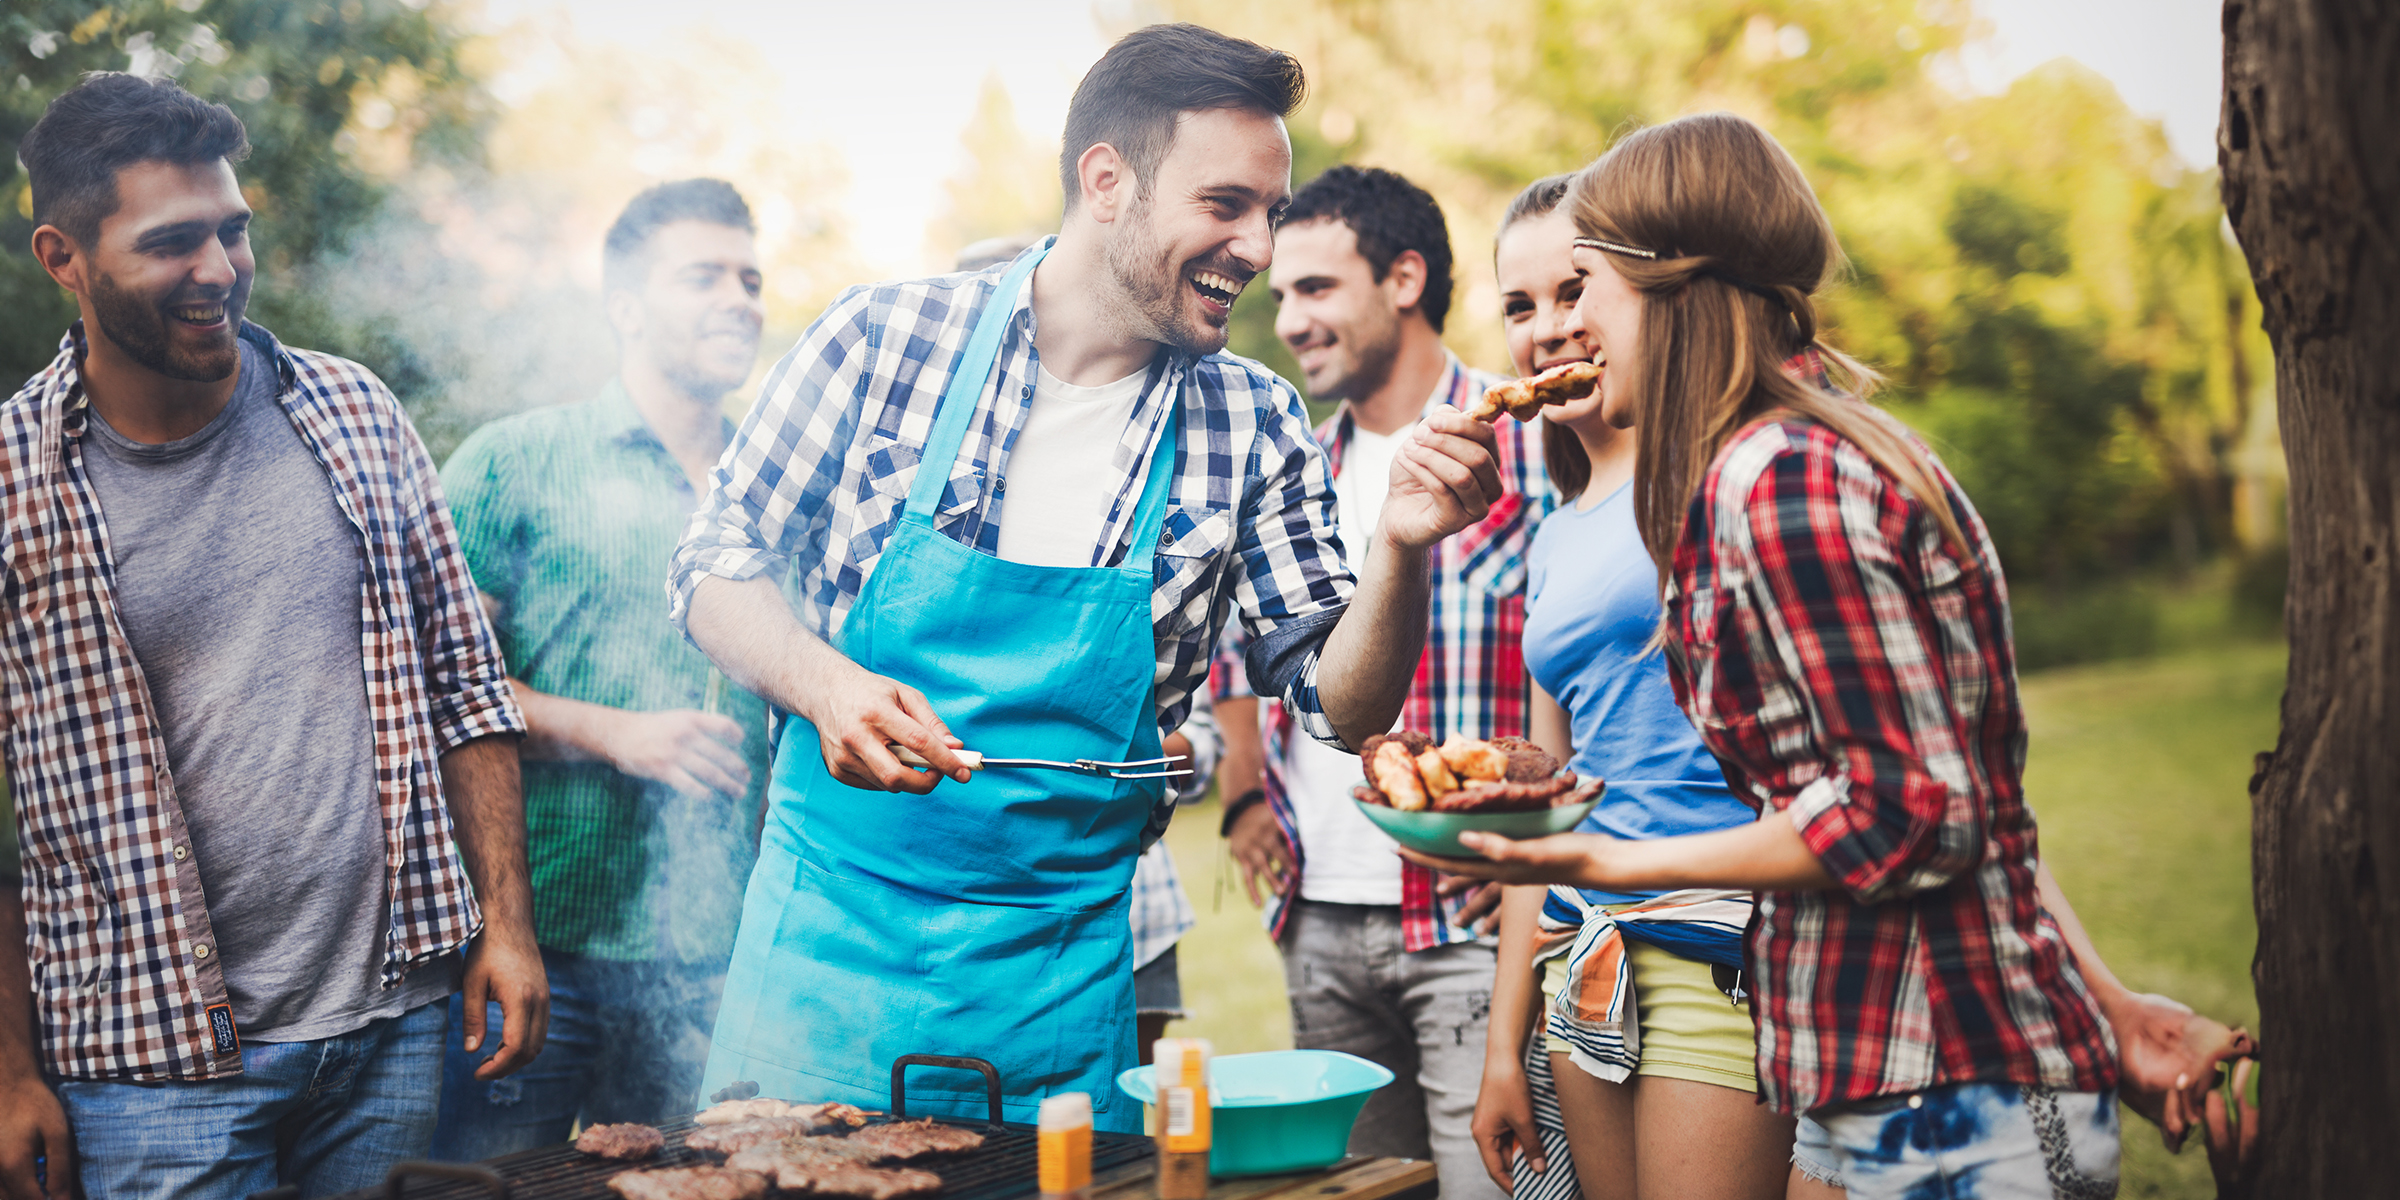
<box><xmin>476</xmin><ymin>0</ymin><xmax>2223</xmax><ymax>278</ymax></box>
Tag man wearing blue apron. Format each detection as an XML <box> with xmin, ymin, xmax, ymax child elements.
<box><xmin>666</xmin><ymin>24</ymin><xmax>1504</xmax><ymax>1134</ymax></box>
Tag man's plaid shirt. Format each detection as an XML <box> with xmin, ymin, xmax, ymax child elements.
<box><xmin>0</xmin><ymin>324</ymin><xmax>523</xmax><ymax>1081</ymax></box>
<box><xmin>1663</xmin><ymin>387</ymin><xmax>2116</xmax><ymax>1114</ymax></box>
<box><xmin>668</xmin><ymin>240</ymin><xmax>1359</xmax><ymax>812</ymax></box>
<box><xmin>1215</xmin><ymin>354</ymin><xmax>1553</xmax><ymax>952</ymax></box>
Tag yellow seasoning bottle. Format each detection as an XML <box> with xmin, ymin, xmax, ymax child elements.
<box><xmin>1153</xmin><ymin>1038</ymin><xmax>1212</xmax><ymax>1200</ymax></box>
<box><xmin>1040</xmin><ymin>1092</ymin><xmax>1093</xmax><ymax>1200</ymax></box>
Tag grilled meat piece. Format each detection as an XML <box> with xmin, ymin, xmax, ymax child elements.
<box><xmin>1468</xmin><ymin>361</ymin><xmax>1605</xmax><ymax>422</ymax></box>
<box><xmin>1425</xmin><ymin>773</ymin><xmax>1602</xmax><ymax>814</ymax></box>
<box><xmin>577</xmin><ymin>1123</ymin><xmax>666</xmax><ymax>1160</ymax></box>
<box><xmin>726</xmin><ymin>1143</ymin><xmax>942</xmax><ymax>1198</ymax></box>
<box><xmin>608</xmin><ymin>1166</ymin><xmax>770</xmax><ymax>1200</ymax></box>
<box><xmin>845</xmin><ymin>1118</ymin><xmax>987</xmax><ymax>1159</ymax></box>
<box><xmin>796</xmin><ymin>1102</ymin><xmax>878</xmax><ymax>1129</ymax></box>
<box><xmin>687</xmin><ymin>1118</ymin><xmax>834</xmax><ymax>1156</ymax></box>
<box><xmin>1361</xmin><ymin>731</ymin><xmax>1435</xmax><ymax>760</ymax></box>
<box><xmin>1367</xmin><ymin>740</ymin><xmax>1428</xmax><ymax>810</ymax></box>
<box><xmin>1414</xmin><ymin>749</ymin><xmax>1460</xmax><ymax>798</ymax></box>
<box><xmin>1437</xmin><ymin>737</ymin><xmax>1510</xmax><ymax>782</ymax></box>
<box><xmin>725</xmin><ymin>1137</ymin><xmax>881</xmax><ymax>1170</ymax></box>
<box><xmin>696</xmin><ymin>1097</ymin><xmax>798</xmax><ymax>1125</ymax></box>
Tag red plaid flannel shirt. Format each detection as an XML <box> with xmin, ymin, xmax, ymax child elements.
<box><xmin>1</xmin><ymin>324</ymin><xmax>523</xmax><ymax>1081</ymax></box>
<box><xmin>1215</xmin><ymin>354</ymin><xmax>1552</xmax><ymax>951</ymax></box>
<box><xmin>1662</xmin><ymin>372</ymin><xmax>2117</xmax><ymax>1113</ymax></box>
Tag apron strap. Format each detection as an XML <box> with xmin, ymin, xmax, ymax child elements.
<box><xmin>1117</xmin><ymin>398</ymin><xmax>1180</xmax><ymax>574</ymax></box>
<box><xmin>905</xmin><ymin>246</ymin><xmax>1048</xmax><ymax>522</ymax></box>
<box><xmin>904</xmin><ymin>241</ymin><xmax>1186</xmax><ymax>577</ymax></box>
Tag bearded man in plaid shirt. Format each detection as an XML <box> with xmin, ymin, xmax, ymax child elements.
<box><xmin>1214</xmin><ymin>166</ymin><xmax>1552</xmax><ymax>1200</ymax></box>
<box><xmin>0</xmin><ymin>76</ymin><xmax>544</xmax><ymax>1200</ymax></box>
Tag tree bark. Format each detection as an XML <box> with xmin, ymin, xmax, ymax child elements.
<box><xmin>2219</xmin><ymin>0</ymin><xmax>2400</xmax><ymax>1194</ymax></box>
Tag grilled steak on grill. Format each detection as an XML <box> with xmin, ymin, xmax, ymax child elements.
<box><xmin>607</xmin><ymin>1165</ymin><xmax>770</xmax><ymax>1200</ymax></box>
<box><xmin>797</xmin><ymin>1101</ymin><xmax>879</xmax><ymax>1129</ymax></box>
<box><xmin>724</xmin><ymin>1137</ymin><xmax>881</xmax><ymax>1171</ymax></box>
<box><xmin>845</xmin><ymin>1118</ymin><xmax>987</xmax><ymax>1159</ymax></box>
<box><xmin>696</xmin><ymin>1098</ymin><xmax>799</xmax><ymax>1125</ymax></box>
<box><xmin>688</xmin><ymin>1116</ymin><xmax>885</xmax><ymax>1155</ymax></box>
<box><xmin>577</xmin><ymin>1122</ymin><xmax>666</xmax><ymax>1160</ymax></box>
<box><xmin>725</xmin><ymin>1142</ymin><xmax>942</xmax><ymax>1197</ymax></box>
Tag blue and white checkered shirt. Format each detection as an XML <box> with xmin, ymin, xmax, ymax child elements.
<box><xmin>669</xmin><ymin>239</ymin><xmax>1357</xmax><ymax>771</ymax></box>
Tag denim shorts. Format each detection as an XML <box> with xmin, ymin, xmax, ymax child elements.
<box><xmin>1792</xmin><ymin>1081</ymin><xmax>2120</xmax><ymax>1199</ymax></box>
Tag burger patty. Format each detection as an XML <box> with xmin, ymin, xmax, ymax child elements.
<box><xmin>724</xmin><ymin>1143</ymin><xmax>943</xmax><ymax>1198</ymax></box>
<box><xmin>576</xmin><ymin>1122</ymin><xmax>666</xmax><ymax>1161</ymax></box>
<box><xmin>845</xmin><ymin>1118</ymin><xmax>986</xmax><ymax>1160</ymax></box>
<box><xmin>607</xmin><ymin>1165</ymin><xmax>770</xmax><ymax>1200</ymax></box>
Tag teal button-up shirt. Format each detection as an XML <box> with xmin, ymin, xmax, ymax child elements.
<box><xmin>444</xmin><ymin>381</ymin><xmax>769</xmax><ymax>963</ymax></box>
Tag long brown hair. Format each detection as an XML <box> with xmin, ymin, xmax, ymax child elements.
<box><xmin>1564</xmin><ymin>113</ymin><xmax>1969</xmax><ymax>586</ymax></box>
<box><xmin>1495</xmin><ymin>173</ymin><xmax>1597</xmax><ymax>500</ymax></box>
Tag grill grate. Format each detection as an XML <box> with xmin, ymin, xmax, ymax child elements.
<box><xmin>351</xmin><ymin>1117</ymin><xmax>1154</xmax><ymax>1200</ymax></box>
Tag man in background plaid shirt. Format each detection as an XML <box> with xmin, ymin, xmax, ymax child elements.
<box><xmin>0</xmin><ymin>76</ymin><xmax>542</xmax><ymax>1200</ymax></box>
<box><xmin>1215</xmin><ymin>166</ymin><xmax>1552</xmax><ymax>1200</ymax></box>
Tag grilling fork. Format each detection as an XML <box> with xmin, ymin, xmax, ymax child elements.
<box><xmin>891</xmin><ymin>745</ymin><xmax>1194</xmax><ymax>780</ymax></box>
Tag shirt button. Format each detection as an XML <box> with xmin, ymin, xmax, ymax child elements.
<box><xmin>193</xmin><ymin>943</ymin><xmax>211</xmax><ymax>959</ymax></box>
<box><xmin>173</xmin><ymin>845</ymin><xmax>189</xmax><ymax>861</ymax></box>
<box><xmin>1907</xmin><ymin>1094</ymin><xmax>1924</xmax><ymax>1110</ymax></box>
<box><xmin>1160</xmin><ymin>531</ymin><xmax>1177</xmax><ymax>547</ymax></box>
<box><xmin>1021</xmin><ymin>385</ymin><xmax>1034</xmax><ymax>399</ymax></box>
<box><xmin>994</xmin><ymin>477</ymin><xmax>1006</xmax><ymax>495</ymax></box>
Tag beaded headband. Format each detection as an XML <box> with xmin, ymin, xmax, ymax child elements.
<box><xmin>1572</xmin><ymin>235</ymin><xmax>1659</xmax><ymax>259</ymax></box>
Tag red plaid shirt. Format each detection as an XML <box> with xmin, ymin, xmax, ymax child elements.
<box><xmin>1215</xmin><ymin>354</ymin><xmax>1552</xmax><ymax>951</ymax></box>
<box><xmin>1663</xmin><ymin>379</ymin><xmax>2117</xmax><ymax>1113</ymax></box>
<box><xmin>1</xmin><ymin>324</ymin><xmax>522</xmax><ymax>1080</ymax></box>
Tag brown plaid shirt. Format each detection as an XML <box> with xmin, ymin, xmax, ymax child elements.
<box><xmin>1</xmin><ymin>323</ymin><xmax>523</xmax><ymax>1081</ymax></box>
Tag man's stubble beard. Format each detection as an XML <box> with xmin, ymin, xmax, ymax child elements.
<box><xmin>88</xmin><ymin>269</ymin><xmax>245</xmax><ymax>383</ymax></box>
<box><xmin>1102</xmin><ymin>191</ymin><xmax>1231</xmax><ymax>357</ymax></box>
<box><xmin>1308</xmin><ymin>308</ymin><xmax>1402</xmax><ymax>405</ymax></box>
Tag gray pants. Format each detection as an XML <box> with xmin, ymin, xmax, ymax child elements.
<box><xmin>1282</xmin><ymin>900</ymin><xmax>1504</xmax><ymax>1200</ymax></box>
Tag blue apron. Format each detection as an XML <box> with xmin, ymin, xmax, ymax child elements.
<box><xmin>701</xmin><ymin>246</ymin><xmax>1172</xmax><ymax>1133</ymax></box>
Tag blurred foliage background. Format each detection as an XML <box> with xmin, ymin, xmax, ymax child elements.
<box><xmin>2</xmin><ymin>0</ymin><xmax>2279</xmax><ymax>667</ymax></box>
<box><xmin>0</xmin><ymin>5</ymin><xmax>2274</xmax><ymax>1193</ymax></box>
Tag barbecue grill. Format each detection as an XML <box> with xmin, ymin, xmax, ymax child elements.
<box><xmin>295</xmin><ymin>1055</ymin><xmax>1155</xmax><ymax>1200</ymax></box>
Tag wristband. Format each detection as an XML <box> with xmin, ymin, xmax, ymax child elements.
<box><xmin>1219</xmin><ymin>787</ymin><xmax>1268</xmax><ymax>836</ymax></box>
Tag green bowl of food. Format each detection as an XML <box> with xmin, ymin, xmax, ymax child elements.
<box><xmin>1350</xmin><ymin>731</ymin><xmax>1604</xmax><ymax>859</ymax></box>
<box><xmin>1353</xmin><ymin>796</ymin><xmax>1602</xmax><ymax>858</ymax></box>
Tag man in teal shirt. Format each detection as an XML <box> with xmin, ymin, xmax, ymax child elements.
<box><xmin>433</xmin><ymin>179</ymin><xmax>772</xmax><ymax>1156</ymax></box>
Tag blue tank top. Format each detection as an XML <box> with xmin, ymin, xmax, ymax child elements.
<box><xmin>1522</xmin><ymin>483</ymin><xmax>1756</xmax><ymax>912</ymax></box>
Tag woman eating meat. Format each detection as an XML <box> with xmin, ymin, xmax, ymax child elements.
<box><xmin>1465</xmin><ymin>174</ymin><xmax>1796</xmax><ymax>1200</ymax></box>
<box><xmin>1409</xmin><ymin>114</ymin><xmax>2146</xmax><ymax>1199</ymax></box>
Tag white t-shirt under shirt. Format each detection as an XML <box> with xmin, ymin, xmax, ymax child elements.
<box><xmin>995</xmin><ymin>364</ymin><xmax>1150</xmax><ymax>567</ymax></box>
<box><xmin>1285</xmin><ymin>422</ymin><xmax>1407</xmax><ymax>905</ymax></box>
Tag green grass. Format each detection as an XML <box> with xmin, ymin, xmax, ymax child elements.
<box><xmin>1157</xmin><ymin>640</ymin><xmax>2280</xmax><ymax>1197</ymax></box>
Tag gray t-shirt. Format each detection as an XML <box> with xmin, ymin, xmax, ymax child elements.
<box><xmin>83</xmin><ymin>337</ymin><xmax>456</xmax><ymax>1042</ymax></box>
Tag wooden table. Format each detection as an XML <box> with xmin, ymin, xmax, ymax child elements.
<box><xmin>1087</xmin><ymin>1156</ymin><xmax>1437</xmax><ymax>1200</ymax></box>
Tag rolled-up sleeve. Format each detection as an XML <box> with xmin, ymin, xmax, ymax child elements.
<box><xmin>1731</xmin><ymin>444</ymin><xmax>1986</xmax><ymax>905</ymax></box>
<box><xmin>668</xmin><ymin>286</ymin><xmax>877</xmax><ymax>635</ymax></box>
<box><xmin>396</xmin><ymin>396</ymin><xmax>525</xmax><ymax>750</ymax></box>
<box><xmin>1227</xmin><ymin>382</ymin><xmax>1355</xmax><ymax>749</ymax></box>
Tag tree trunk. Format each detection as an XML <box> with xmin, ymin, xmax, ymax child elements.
<box><xmin>2219</xmin><ymin>0</ymin><xmax>2400</xmax><ymax>1194</ymax></box>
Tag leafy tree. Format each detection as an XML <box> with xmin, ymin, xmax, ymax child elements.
<box><xmin>1</xmin><ymin>0</ymin><xmax>492</xmax><ymax>397</ymax></box>
<box><xmin>926</xmin><ymin>74</ymin><xmax>1064</xmax><ymax>267</ymax></box>
<box><xmin>1162</xmin><ymin>0</ymin><xmax>2275</xmax><ymax>604</ymax></box>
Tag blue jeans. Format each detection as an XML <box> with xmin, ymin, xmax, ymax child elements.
<box><xmin>1797</xmin><ymin>1082</ymin><xmax>2121</xmax><ymax>1199</ymax></box>
<box><xmin>54</xmin><ymin>998</ymin><xmax>448</xmax><ymax>1199</ymax></box>
<box><xmin>432</xmin><ymin>948</ymin><xmax>722</xmax><ymax>1161</ymax></box>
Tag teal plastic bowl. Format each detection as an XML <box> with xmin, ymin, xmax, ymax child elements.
<box><xmin>1115</xmin><ymin>1050</ymin><xmax>1394</xmax><ymax>1177</ymax></box>
<box><xmin>1353</xmin><ymin>794</ymin><xmax>1602</xmax><ymax>858</ymax></box>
